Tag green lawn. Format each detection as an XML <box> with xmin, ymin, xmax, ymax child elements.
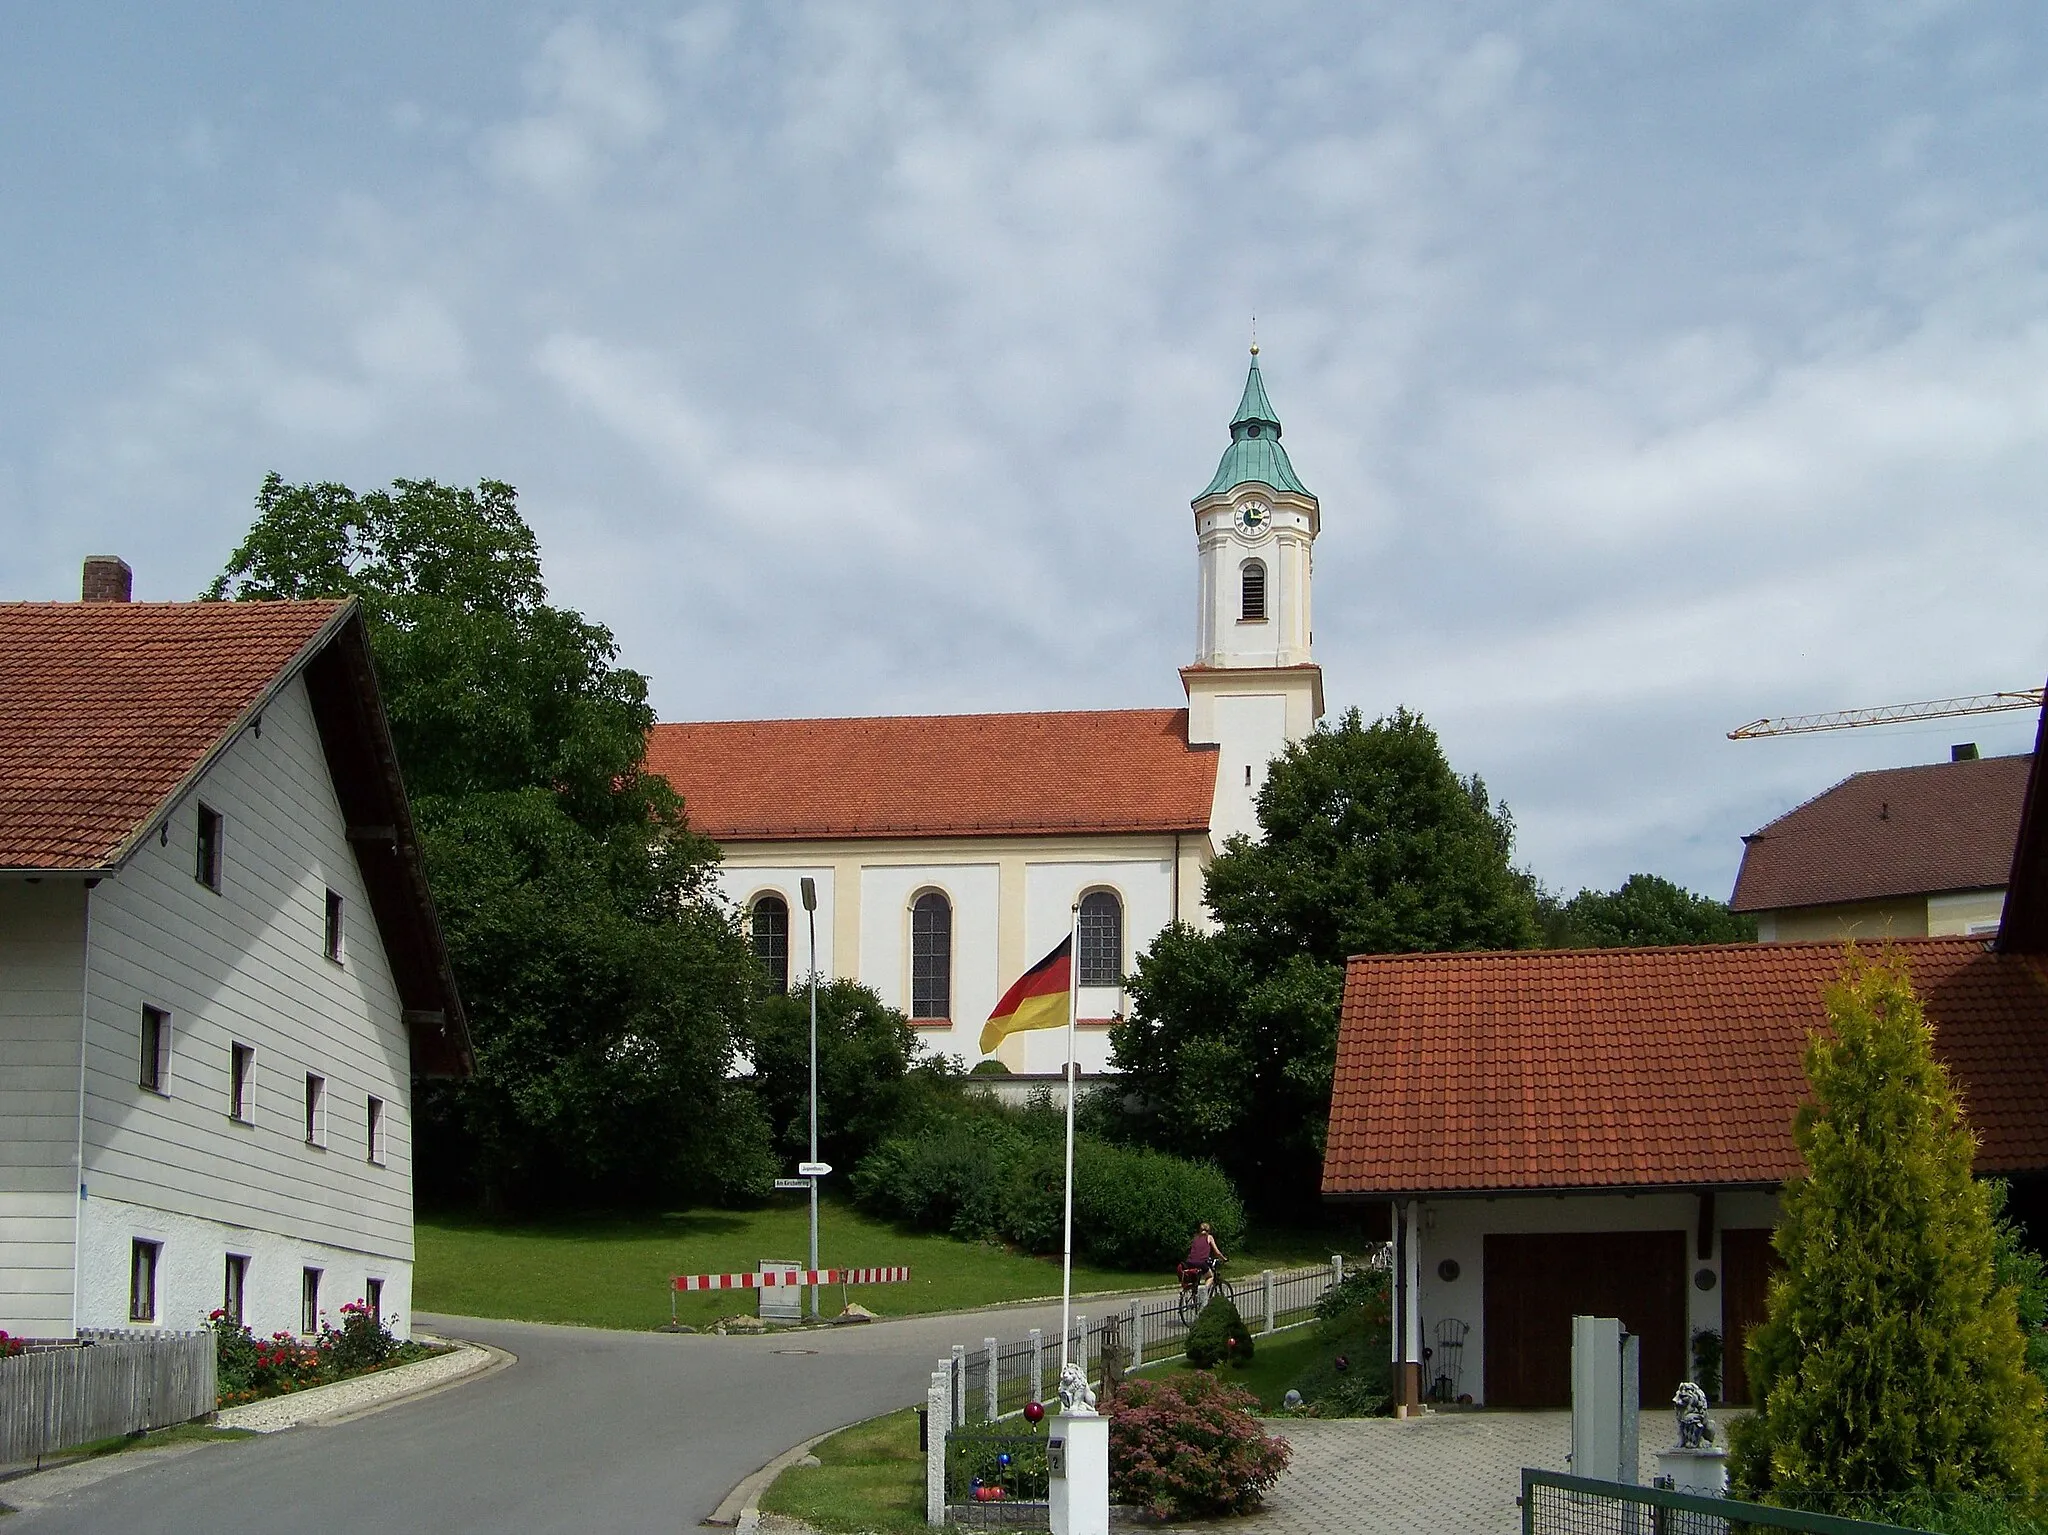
<box><xmin>416</xmin><ymin>1196</ymin><xmax>1165</xmax><ymax>1331</ymax></box>
<box><xmin>760</xmin><ymin>1408</ymin><xmax>927</xmax><ymax>1535</ymax></box>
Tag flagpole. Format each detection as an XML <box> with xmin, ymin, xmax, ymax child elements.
<box><xmin>1059</xmin><ymin>899</ymin><xmax>1080</xmax><ymax>1374</ymax></box>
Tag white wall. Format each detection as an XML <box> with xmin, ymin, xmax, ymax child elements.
<box><xmin>1008</xmin><ymin>857</ymin><xmax>1178</xmax><ymax>1076</ymax></box>
<box><xmin>859</xmin><ymin>862</ymin><xmax>1000</xmax><ymax>1067</ymax></box>
<box><xmin>0</xmin><ymin>881</ymin><xmax>88</xmax><ymax>1336</ymax></box>
<box><xmin>78</xmin><ymin>674</ymin><xmax>419</xmax><ymax>1333</ymax></box>
<box><xmin>1208</xmin><ymin>693</ymin><xmax>1290</xmax><ymax>846</ymax></box>
<box><xmin>1410</xmin><ymin>1189</ymin><xmax>1781</xmax><ymax>1405</ymax></box>
<box><xmin>78</xmin><ymin>1192</ymin><xmax>411</xmax><ymax>1340</ymax></box>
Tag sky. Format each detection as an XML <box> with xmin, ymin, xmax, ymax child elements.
<box><xmin>4</xmin><ymin>2</ymin><xmax>2046</xmax><ymax>902</ymax></box>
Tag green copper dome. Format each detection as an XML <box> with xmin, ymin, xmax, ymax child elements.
<box><xmin>1197</xmin><ymin>355</ymin><xmax>1310</xmax><ymax>500</ymax></box>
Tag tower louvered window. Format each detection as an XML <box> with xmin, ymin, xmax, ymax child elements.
<box><xmin>911</xmin><ymin>892</ymin><xmax>952</xmax><ymax>1019</ymax></box>
<box><xmin>1077</xmin><ymin>891</ymin><xmax>1123</xmax><ymax>988</ymax></box>
<box><xmin>1241</xmin><ymin>560</ymin><xmax>1267</xmax><ymax>621</ymax></box>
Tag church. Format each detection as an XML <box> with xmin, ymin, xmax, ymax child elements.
<box><xmin>645</xmin><ymin>353</ymin><xmax>1325</xmax><ymax>1075</ymax></box>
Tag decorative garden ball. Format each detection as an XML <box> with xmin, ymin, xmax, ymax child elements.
<box><xmin>1023</xmin><ymin>1400</ymin><xmax>1045</xmax><ymax>1423</ymax></box>
<box><xmin>1334</xmin><ymin>1355</ymin><xmax>1350</xmax><ymax>1373</ymax></box>
<box><xmin>1283</xmin><ymin>1389</ymin><xmax>1304</xmax><ymax>1410</ymax></box>
<box><xmin>998</xmin><ymin>1453</ymin><xmax>1012</xmax><ymax>1468</ymax></box>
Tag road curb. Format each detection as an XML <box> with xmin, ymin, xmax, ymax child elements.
<box><xmin>703</xmin><ymin>1425</ymin><xmax>837</xmax><ymax>1529</ymax></box>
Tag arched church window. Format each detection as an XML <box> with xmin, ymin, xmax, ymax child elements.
<box><xmin>751</xmin><ymin>895</ymin><xmax>790</xmax><ymax>994</ymax></box>
<box><xmin>1077</xmin><ymin>891</ymin><xmax>1123</xmax><ymax>987</ymax></box>
<box><xmin>911</xmin><ymin>891</ymin><xmax>952</xmax><ymax>1020</ymax></box>
<box><xmin>1240</xmin><ymin>560</ymin><xmax>1268</xmax><ymax>622</ymax></box>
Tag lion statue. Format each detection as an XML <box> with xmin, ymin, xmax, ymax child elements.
<box><xmin>1672</xmin><ymin>1380</ymin><xmax>1714</xmax><ymax>1448</ymax></box>
<box><xmin>1057</xmin><ymin>1361</ymin><xmax>1098</xmax><ymax>1415</ymax></box>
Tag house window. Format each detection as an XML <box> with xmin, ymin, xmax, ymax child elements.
<box><xmin>130</xmin><ymin>1239</ymin><xmax>161</xmax><ymax>1323</ymax></box>
<box><xmin>223</xmin><ymin>1254</ymin><xmax>249</xmax><ymax>1327</ymax></box>
<box><xmin>305</xmin><ymin>1074</ymin><xmax>326</xmax><ymax>1147</ymax></box>
<box><xmin>366</xmin><ymin>1096</ymin><xmax>385</xmax><ymax>1165</ymax></box>
<box><xmin>230</xmin><ymin>1042</ymin><xmax>254</xmax><ymax>1122</ymax></box>
<box><xmin>324</xmin><ymin>890</ymin><xmax>345</xmax><ymax>963</ymax></box>
<box><xmin>1240</xmin><ymin>561</ymin><xmax>1268</xmax><ymax>622</ymax></box>
<box><xmin>751</xmin><ymin>895</ymin><xmax>790</xmax><ymax>994</ymax></box>
<box><xmin>139</xmin><ymin>1006</ymin><xmax>171</xmax><ymax>1094</ymax></box>
<box><xmin>1077</xmin><ymin>891</ymin><xmax>1124</xmax><ymax>988</ymax></box>
<box><xmin>196</xmin><ymin>804</ymin><xmax>224</xmax><ymax>891</ymax></box>
<box><xmin>365</xmin><ymin>1276</ymin><xmax>384</xmax><ymax>1321</ymax></box>
<box><xmin>301</xmin><ymin>1267</ymin><xmax>322</xmax><ymax>1336</ymax></box>
<box><xmin>910</xmin><ymin>891</ymin><xmax>952</xmax><ymax>1020</ymax></box>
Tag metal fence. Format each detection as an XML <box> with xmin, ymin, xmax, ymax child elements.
<box><xmin>944</xmin><ymin>1420</ymin><xmax>1051</xmax><ymax>1529</ymax></box>
<box><xmin>0</xmin><ymin>1330</ymin><xmax>217</xmax><ymax>1466</ymax></box>
<box><xmin>1521</xmin><ymin>1471</ymin><xmax>1933</xmax><ymax>1535</ymax></box>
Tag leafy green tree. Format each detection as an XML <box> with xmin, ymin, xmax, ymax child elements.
<box><xmin>1113</xmin><ymin>709</ymin><xmax>1537</xmax><ymax>1213</ymax></box>
<box><xmin>744</xmin><ymin>978</ymin><xmax>928</xmax><ymax>1174</ymax></box>
<box><xmin>211</xmin><ymin>474</ymin><xmax>773</xmax><ymax>1209</ymax></box>
<box><xmin>1538</xmin><ymin>873</ymin><xmax>1756</xmax><ymax>949</ymax></box>
<box><xmin>1731</xmin><ymin>951</ymin><xmax>2048</xmax><ymax>1501</ymax></box>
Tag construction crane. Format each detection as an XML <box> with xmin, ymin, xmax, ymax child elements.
<box><xmin>1728</xmin><ymin>689</ymin><xmax>2046</xmax><ymax>741</ymax></box>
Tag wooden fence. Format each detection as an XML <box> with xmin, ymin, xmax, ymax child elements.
<box><xmin>0</xmin><ymin>1330</ymin><xmax>216</xmax><ymax>1465</ymax></box>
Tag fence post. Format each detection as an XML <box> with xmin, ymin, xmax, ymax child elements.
<box><xmin>984</xmin><ymin>1337</ymin><xmax>999</xmax><ymax>1421</ymax></box>
<box><xmin>1074</xmin><ymin>1314</ymin><xmax>1087</xmax><ymax>1378</ymax></box>
<box><xmin>927</xmin><ymin>1366</ymin><xmax>950</xmax><ymax>1525</ymax></box>
<box><xmin>1029</xmin><ymin>1327</ymin><xmax>1043</xmax><ymax>1406</ymax></box>
<box><xmin>951</xmin><ymin>1344</ymin><xmax>966</xmax><ymax>1427</ymax></box>
<box><xmin>1263</xmin><ymin>1269</ymin><xmax>1276</xmax><ymax>1334</ymax></box>
<box><xmin>1126</xmin><ymin>1300</ymin><xmax>1142</xmax><ymax>1370</ymax></box>
<box><xmin>1332</xmin><ymin>1252</ymin><xmax>1344</xmax><ymax>1288</ymax></box>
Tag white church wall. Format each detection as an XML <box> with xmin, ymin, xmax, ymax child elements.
<box><xmin>859</xmin><ymin>862</ymin><xmax>1000</xmax><ymax>1067</ymax></box>
<box><xmin>1208</xmin><ymin>692</ymin><xmax>1290</xmax><ymax>845</ymax></box>
<box><xmin>1006</xmin><ymin>857</ymin><xmax>1178</xmax><ymax>1076</ymax></box>
<box><xmin>717</xmin><ymin>865</ymin><xmax>837</xmax><ymax>980</ymax></box>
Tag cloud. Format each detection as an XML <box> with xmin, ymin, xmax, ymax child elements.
<box><xmin>482</xmin><ymin>18</ymin><xmax>666</xmax><ymax>195</ymax></box>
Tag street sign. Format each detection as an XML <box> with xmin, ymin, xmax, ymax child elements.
<box><xmin>798</xmin><ymin>1161</ymin><xmax>832</xmax><ymax>1177</ymax></box>
<box><xmin>772</xmin><ymin>1178</ymin><xmax>810</xmax><ymax>1190</ymax></box>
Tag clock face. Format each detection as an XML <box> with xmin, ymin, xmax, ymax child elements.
<box><xmin>1234</xmin><ymin>500</ymin><xmax>1271</xmax><ymax>536</ymax></box>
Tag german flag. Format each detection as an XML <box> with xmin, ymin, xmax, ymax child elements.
<box><xmin>979</xmin><ymin>937</ymin><xmax>1073</xmax><ymax>1055</ymax></box>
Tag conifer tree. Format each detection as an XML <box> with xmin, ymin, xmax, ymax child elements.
<box><xmin>1731</xmin><ymin>951</ymin><xmax>2048</xmax><ymax>1500</ymax></box>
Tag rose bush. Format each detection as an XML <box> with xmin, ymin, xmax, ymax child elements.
<box><xmin>1105</xmin><ymin>1371</ymin><xmax>1291</xmax><ymax>1520</ymax></box>
<box><xmin>209</xmin><ymin>1300</ymin><xmax>428</xmax><ymax>1407</ymax></box>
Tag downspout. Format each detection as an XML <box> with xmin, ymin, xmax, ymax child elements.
<box><xmin>1171</xmin><ymin>833</ymin><xmax>1181</xmax><ymax>927</ymax></box>
<box><xmin>70</xmin><ymin>880</ymin><xmax>95</xmax><ymax>1337</ymax></box>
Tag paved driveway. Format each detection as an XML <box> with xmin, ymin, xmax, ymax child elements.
<box><xmin>4</xmin><ymin>1299</ymin><xmax>1137</xmax><ymax>1535</ymax></box>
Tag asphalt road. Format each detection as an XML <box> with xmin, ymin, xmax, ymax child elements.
<box><xmin>4</xmin><ymin>1294</ymin><xmax>1153</xmax><ymax>1535</ymax></box>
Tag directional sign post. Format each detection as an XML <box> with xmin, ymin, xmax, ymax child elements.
<box><xmin>798</xmin><ymin>1161</ymin><xmax>832</xmax><ymax>1178</ymax></box>
<box><xmin>772</xmin><ymin>1178</ymin><xmax>810</xmax><ymax>1191</ymax></box>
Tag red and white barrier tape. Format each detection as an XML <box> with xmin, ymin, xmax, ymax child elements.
<box><xmin>671</xmin><ymin>1266</ymin><xmax>910</xmax><ymax>1292</ymax></box>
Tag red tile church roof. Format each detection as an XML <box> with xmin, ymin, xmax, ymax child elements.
<box><xmin>645</xmin><ymin>708</ymin><xmax>1219</xmax><ymax>842</ymax></box>
<box><xmin>1322</xmin><ymin>937</ymin><xmax>2048</xmax><ymax>1198</ymax></box>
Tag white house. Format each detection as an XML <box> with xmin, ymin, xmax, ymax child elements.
<box><xmin>0</xmin><ymin>560</ymin><xmax>469</xmax><ymax>1342</ymax></box>
<box><xmin>644</xmin><ymin>351</ymin><xmax>1324</xmax><ymax>1075</ymax></box>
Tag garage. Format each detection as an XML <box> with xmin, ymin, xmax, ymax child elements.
<box><xmin>1483</xmin><ymin>1230</ymin><xmax>1688</xmax><ymax>1408</ymax></box>
<box><xmin>1719</xmin><ymin>1227</ymin><xmax>1779</xmax><ymax>1407</ymax></box>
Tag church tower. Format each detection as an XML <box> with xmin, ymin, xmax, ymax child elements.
<box><xmin>1183</xmin><ymin>349</ymin><xmax>1325</xmax><ymax>846</ymax></box>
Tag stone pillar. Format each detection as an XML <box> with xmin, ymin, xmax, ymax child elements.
<box><xmin>1029</xmin><ymin>1328</ymin><xmax>1044</xmax><ymax>1407</ymax></box>
<box><xmin>951</xmin><ymin>1344</ymin><xmax>966</xmax><ymax>1427</ymax></box>
<box><xmin>1262</xmin><ymin>1269</ymin><xmax>1276</xmax><ymax>1334</ymax></box>
<box><xmin>1655</xmin><ymin>1446</ymin><xmax>1729</xmax><ymax>1498</ymax></box>
<box><xmin>1126</xmin><ymin>1301</ymin><xmax>1142</xmax><ymax>1369</ymax></box>
<box><xmin>1074</xmin><ymin>1314</ymin><xmax>1087</xmax><ymax>1376</ymax></box>
<box><xmin>926</xmin><ymin>1366</ymin><xmax>950</xmax><ymax>1525</ymax></box>
<box><xmin>984</xmin><ymin>1337</ymin><xmax>999</xmax><ymax>1421</ymax></box>
<box><xmin>1048</xmin><ymin>1408</ymin><xmax>1110</xmax><ymax>1535</ymax></box>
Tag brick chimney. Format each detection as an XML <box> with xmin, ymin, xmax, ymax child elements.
<box><xmin>82</xmin><ymin>556</ymin><xmax>133</xmax><ymax>603</ymax></box>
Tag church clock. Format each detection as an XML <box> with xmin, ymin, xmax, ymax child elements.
<box><xmin>1233</xmin><ymin>499</ymin><xmax>1271</xmax><ymax>537</ymax></box>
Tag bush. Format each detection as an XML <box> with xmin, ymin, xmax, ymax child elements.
<box><xmin>209</xmin><ymin>1299</ymin><xmax>424</xmax><ymax>1407</ymax></box>
<box><xmin>1289</xmin><ymin>1266</ymin><xmax>1391</xmax><ymax>1416</ymax></box>
<box><xmin>1187</xmin><ymin>1296</ymin><xmax>1253</xmax><ymax>1370</ymax></box>
<box><xmin>1105</xmin><ymin>1371</ymin><xmax>1290</xmax><ymax>1520</ymax></box>
<box><xmin>1691</xmin><ymin>1329</ymin><xmax>1723</xmax><ymax>1403</ymax></box>
<box><xmin>0</xmin><ymin>1330</ymin><xmax>24</xmax><ymax>1359</ymax></box>
<box><xmin>1732</xmin><ymin>952</ymin><xmax>2048</xmax><ymax>1501</ymax></box>
<box><xmin>850</xmin><ymin>1094</ymin><xmax>1245</xmax><ymax>1271</ymax></box>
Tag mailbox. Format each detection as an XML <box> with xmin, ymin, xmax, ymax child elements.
<box><xmin>1047</xmin><ymin>1437</ymin><xmax>1066</xmax><ymax>1479</ymax></box>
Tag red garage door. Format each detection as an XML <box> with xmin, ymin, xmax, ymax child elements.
<box><xmin>1483</xmin><ymin>1231</ymin><xmax>1688</xmax><ymax>1409</ymax></box>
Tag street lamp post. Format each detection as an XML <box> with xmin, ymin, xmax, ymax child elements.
<box><xmin>801</xmin><ymin>876</ymin><xmax>819</xmax><ymax>1321</ymax></box>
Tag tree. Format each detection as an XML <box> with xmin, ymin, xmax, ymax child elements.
<box><xmin>1538</xmin><ymin>873</ymin><xmax>1756</xmax><ymax>949</ymax></box>
<box><xmin>211</xmin><ymin>475</ymin><xmax>773</xmax><ymax>1209</ymax></box>
<box><xmin>1113</xmin><ymin>708</ymin><xmax>1538</xmax><ymax>1213</ymax></box>
<box><xmin>1730</xmin><ymin>951</ymin><xmax>2048</xmax><ymax>1502</ymax></box>
<box><xmin>743</xmin><ymin>979</ymin><xmax>928</xmax><ymax>1174</ymax></box>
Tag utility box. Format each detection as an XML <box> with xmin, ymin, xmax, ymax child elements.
<box><xmin>1570</xmin><ymin>1315</ymin><xmax>1640</xmax><ymax>1484</ymax></box>
<box><xmin>760</xmin><ymin>1259</ymin><xmax>803</xmax><ymax>1322</ymax></box>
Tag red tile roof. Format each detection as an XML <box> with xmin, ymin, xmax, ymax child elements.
<box><xmin>2000</xmin><ymin>697</ymin><xmax>2048</xmax><ymax>955</ymax></box>
<box><xmin>644</xmin><ymin>709</ymin><xmax>1219</xmax><ymax>841</ymax></box>
<box><xmin>0</xmin><ymin>600</ymin><xmax>348</xmax><ymax>869</ymax></box>
<box><xmin>1323</xmin><ymin>937</ymin><xmax>2048</xmax><ymax>1198</ymax></box>
<box><xmin>1730</xmin><ymin>755</ymin><xmax>2031</xmax><ymax>912</ymax></box>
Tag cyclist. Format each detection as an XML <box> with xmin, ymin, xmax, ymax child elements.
<box><xmin>1180</xmin><ymin>1222</ymin><xmax>1227</xmax><ymax>1301</ymax></box>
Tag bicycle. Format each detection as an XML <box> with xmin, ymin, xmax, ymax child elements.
<box><xmin>1175</xmin><ymin>1257</ymin><xmax>1234</xmax><ymax>1327</ymax></box>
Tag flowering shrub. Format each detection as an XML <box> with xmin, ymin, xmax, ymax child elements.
<box><xmin>209</xmin><ymin>1301</ymin><xmax>423</xmax><ymax>1407</ymax></box>
<box><xmin>1105</xmin><ymin>1371</ymin><xmax>1291</xmax><ymax>1520</ymax></box>
<box><xmin>0</xmin><ymin>1329</ymin><xmax>25</xmax><ymax>1359</ymax></box>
